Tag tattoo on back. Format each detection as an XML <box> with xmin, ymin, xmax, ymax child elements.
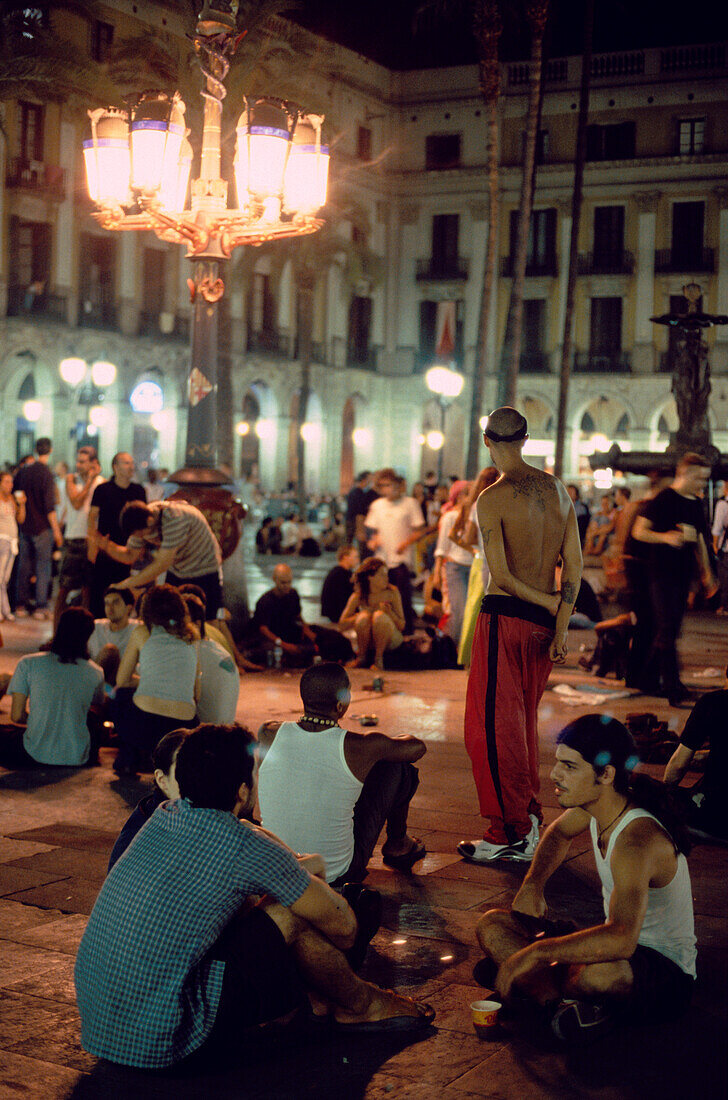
<box><xmin>482</xmin><ymin>528</ymin><xmax>492</xmax><ymax>549</ymax></box>
<box><xmin>509</xmin><ymin>474</ymin><xmax>553</xmax><ymax>513</ymax></box>
<box><xmin>561</xmin><ymin>580</ymin><xmax>577</xmax><ymax>606</ymax></box>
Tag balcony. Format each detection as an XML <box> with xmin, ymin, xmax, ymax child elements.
<box><xmin>6</xmin><ymin>157</ymin><xmax>67</xmax><ymax>201</ymax></box>
<box><xmin>78</xmin><ymin>284</ymin><xmax>116</xmax><ymax>330</ymax></box>
<box><xmin>577</xmin><ymin>250</ymin><xmax>634</xmax><ymax>276</ymax></box>
<box><xmin>654</xmin><ymin>248</ymin><xmax>714</xmax><ymax>274</ymax></box>
<box><xmin>574</xmin><ymin>352</ymin><xmax>631</xmax><ymax>374</ymax></box>
<box><xmin>247</xmin><ymin>328</ymin><xmax>290</xmax><ymax>356</ymax></box>
<box><xmin>416</xmin><ymin>257</ymin><xmax>469</xmax><ymax>282</ymax></box>
<box><xmin>500</xmin><ymin>255</ymin><xmax>558</xmax><ymax>278</ymax></box>
<box><xmin>6</xmin><ymin>286</ymin><xmax>67</xmax><ymax>322</ymax></box>
<box><xmin>347</xmin><ymin>346</ymin><xmax>378</xmax><ymax>371</ymax></box>
<box><xmin>519</xmin><ymin>352</ymin><xmax>550</xmax><ymax>373</ymax></box>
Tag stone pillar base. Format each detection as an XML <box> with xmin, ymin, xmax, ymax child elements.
<box><xmin>631</xmin><ymin>343</ymin><xmax>655</xmax><ymax>375</ymax></box>
<box><xmin>117</xmin><ymin>299</ymin><xmax>139</xmax><ymax>337</ymax></box>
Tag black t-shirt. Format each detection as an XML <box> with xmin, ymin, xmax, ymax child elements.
<box><xmin>640</xmin><ymin>487</ymin><xmax>708</xmax><ymax>578</ymax></box>
<box><xmin>91</xmin><ymin>479</ymin><xmax>147</xmax><ymax>542</ymax></box>
<box><xmin>321</xmin><ymin>565</ymin><xmax>354</xmax><ymax>622</ymax></box>
<box><xmin>680</xmin><ymin>689</ymin><xmax>727</xmax><ymax>805</ymax></box>
<box><xmin>253</xmin><ymin>588</ymin><xmax>303</xmax><ymax>642</ymax></box>
<box><xmin>346</xmin><ymin>485</ymin><xmax>376</xmax><ymax>523</ymax></box>
<box><xmin>15</xmin><ymin>461</ymin><xmax>56</xmax><ymax>536</ymax></box>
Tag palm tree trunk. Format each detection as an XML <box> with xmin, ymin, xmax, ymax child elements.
<box><xmin>554</xmin><ymin>0</ymin><xmax>594</xmax><ymax>479</ymax></box>
<box><xmin>498</xmin><ymin>0</ymin><xmax>549</xmax><ymax>407</ymax></box>
<box><xmin>465</xmin><ymin>0</ymin><xmax>502</xmax><ymax>478</ymax></box>
<box><xmin>295</xmin><ymin>271</ymin><xmax>314</xmax><ymax>519</ymax></box>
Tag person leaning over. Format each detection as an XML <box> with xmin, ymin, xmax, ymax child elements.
<box><xmin>476</xmin><ymin>715</ymin><xmax>696</xmax><ymax>1045</ymax></box>
<box><xmin>75</xmin><ymin>723</ymin><xmax>434</xmax><ymax>1069</ymax></box>
<box><xmin>258</xmin><ymin>662</ymin><xmax>426</xmax><ymax>884</ymax></box>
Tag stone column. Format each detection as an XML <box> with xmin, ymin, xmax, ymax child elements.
<box><xmin>55</xmin><ymin>120</ymin><xmax>76</xmax><ymax>324</ymax></box>
<box><xmin>632</xmin><ymin>191</ymin><xmax>661</xmax><ymax>374</ymax></box>
<box><xmin>713</xmin><ymin>187</ymin><xmax>728</xmax><ymax>375</ymax></box>
<box><xmin>117</xmin><ymin>233</ymin><xmax>139</xmax><ymax>336</ymax></box>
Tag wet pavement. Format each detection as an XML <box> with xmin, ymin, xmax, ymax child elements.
<box><xmin>0</xmin><ymin>544</ymin><xmax>726</xmax><ymax>1098</ymax></box>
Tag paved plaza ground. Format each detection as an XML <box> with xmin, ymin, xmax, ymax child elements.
<box><xmin>0</xmin><ymin>547</ymin><xmax>727</xmax><ymax>1098</ymax></box>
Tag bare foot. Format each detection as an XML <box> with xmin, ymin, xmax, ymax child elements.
<box><xmin>334</xmin><ymin>985</ymin><xmax>433</xmax><ymax>1025</ymax></box>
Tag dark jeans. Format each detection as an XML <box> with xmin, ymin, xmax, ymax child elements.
<box><xmin>17</xmin><ymin>528</ymin><xmax>53</xmax><ymax>609</ymax></box>
<box><xmin>166</xmin><ymin>569</ymin><xmax>222</xmax><ymax>617</ymax></box>
<box><xmin>717</xmin><ymin>552</ymin><xmax>728</xmax><ymax>612</ymax></box>
<box><xmin>643</xmin><ymin>571</ymin><xmax>691</xmax><ymax>697</ymax></box>
<box><xmin>331</xmin><ymin>760</ymin><xmax>420</xmax><ymax>886</ymax></box>
<box><xmin>624</xmin><ymin>558</ymin><xmax>655</xmax><ymax>689</ymax></box>
<box><xmin>388</xmin><ymin>563</ymin><xmax>415</xmax><ymax>635</ymax></box>
<box><xmin>111</xmin><ymin>692</ymin><xmax>195</xmax><ymax>772</ymax></box>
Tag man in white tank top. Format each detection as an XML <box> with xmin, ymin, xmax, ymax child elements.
<box><xmin>258</xmin><ymin>663</ymin><xmax>427</xmax><ymax>885</ymax></box>
<box><xmin>474</xmin><ymin>715</ymin><xmax>696</xmax><ymax>1044</ymax></box>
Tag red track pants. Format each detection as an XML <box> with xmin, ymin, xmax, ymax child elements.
<box><xmin>464</xmin><ymin>595</ymin><xmax>554</xmax><ymax>845</ymax></box>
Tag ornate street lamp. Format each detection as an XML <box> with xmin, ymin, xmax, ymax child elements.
<box><xmin>81</xmin><ymin>1</ymin><xmax>328</xmax><ymax>487</ymax></box>
<box><xmin>425</xmin><ymin>365</ymin><xmax>464</xmax><ymax>482</ymax></box>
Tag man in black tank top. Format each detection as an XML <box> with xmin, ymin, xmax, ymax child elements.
<box><xmin>474</xmin><ymin>716</ymin><xmax>696</xmax><ymax>1045</ymax></box>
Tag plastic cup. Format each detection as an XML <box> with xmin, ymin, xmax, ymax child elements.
<box><xmin>470</xmin><ymin>999</ymin><xmax>502</xmax><ymax>1039</ymax></box>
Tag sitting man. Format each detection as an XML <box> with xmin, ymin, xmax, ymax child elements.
<box><xmin>87</xmin><ymin>586</ymin><xmax>139</xmax><ymax>684</ymax></box>
<box><xmin>75</xmin><ymin>723</ymin><xmax>434</xmax><ymax>1068</ymax></box>
<box><xmin>475</xmin><ymin>714</ymin><xmax>696</xmax><ymax>1044</ymax></box>
<box><xmin>663</xmin><ymin>670</ymin><xmax>728</xmax><ymax>839</ymax></box>
<box><xmin>95</xmin><ymin>498</ymin><xmax>223</xmax><ymax>615</ymax></box>
<box><xmin>253</xmin><ymin>563</ymin><xmax>353</xmax><ymax>667</ymax></box>
<box><xmin>321</xmin><ymin>544</ymin><xmax>359</xmax><ymax>623</ymax></box>
<box><xmin>258</xmin><ymin>662</ymin><xmax>426</xmax><ymax>884</ymax></box>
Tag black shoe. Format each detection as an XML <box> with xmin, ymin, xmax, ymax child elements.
<box><xmin>550</xmin><ymin>998</ymin><xmax>616</xmax><ymax>1044</ymax></box>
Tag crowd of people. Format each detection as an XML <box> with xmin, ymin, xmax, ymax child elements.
<box><xmin>0</xmin><ymin>409</ymin><xmax>722</xmax><ymax>1069</ymax></box>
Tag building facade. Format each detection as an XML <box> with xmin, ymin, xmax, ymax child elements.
<box><xmin>2</xmin><ymin>4</ymin><xmax>727</xmax><ymax>488</ymax></box>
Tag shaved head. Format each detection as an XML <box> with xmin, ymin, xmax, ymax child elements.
<box><xmin>483</xmin><ymin>406</ymin><xmax>528</xmax><ymax>444</ymax></box>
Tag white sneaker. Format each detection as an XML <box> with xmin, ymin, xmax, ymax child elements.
<box><xmin>458</xmin><ymin>814</ymin><xmax>540</xmax><ymax>864</ymax></box>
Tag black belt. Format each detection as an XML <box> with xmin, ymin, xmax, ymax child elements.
<box><xmin>480</xmin><ymin>594</ymin><xmax>555</xmax><ymax>629</ymax></box>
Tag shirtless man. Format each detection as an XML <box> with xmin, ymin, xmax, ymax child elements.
<box><xmin>459</xmin><ymin>406</ymin><xmax>583</xmax><ymax>863</ymax></box>
<box><xmin>475</xmin><ymin>715</ymin><xmax>696</xmax><ymax>1044</ymax></box>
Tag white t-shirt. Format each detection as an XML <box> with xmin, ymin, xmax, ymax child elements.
<box><xmin>65</xmin><ymin>475</ymin><xmax>105</xmax><ymax>539</ymax></box>
<box><xmin>280</xmin><ymin>520</ymin><xmax>298</xmax><ymax>549</ymax></box>
<box><xmin>365</xmin><ymin>495</ymin><xmax>425</xmax><ymax>568</ymax></box>
<box><xmin>434</xmin><ymin>508</ymin><xmax>472</xmax><ymax>566</ymax></box>
<box><xmin>196</xmin><ymin>636</ymin><xmax>239</xmax><ymax>724</ymax></box>
<box><xmin>87</xmin><ymin>619</ymin><xmax>140</xmax><ymax>660</ymax></box>
<box><xmin>711</xmin><ymin>497</ymin><xmax>728</xmax><ymax>551</ymax></box>
<box><xmin>469</xmin><ymin>502</ymin><xmax>491</xmax><ymax>589</ymax></box>
<box><xmin>8</xmin><ymin>652</ymin><xmax>104</xmax><ymax>765</ymax></box>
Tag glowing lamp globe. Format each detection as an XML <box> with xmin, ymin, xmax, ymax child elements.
<box><xmin>283</xmin><ymin>116</ymin><xmax>329</xmax><ymax>216</ymax></box>
<box><xmin>300</xmin><ymin>422</ymin><xmax>321</xmax><ymax>444</ymax></box>
<box><xmin>234</xmin><ymin>100</ymin><xmax>290</xmax><ymax>208</ymax></box>
<box><xmin>426</xmin><ymin>366</ymin><xmax>464</xmax><ymax>400</ymax></box>
<box><xmin>59</xmin><ymin>357</ymin><xmax>87</xmax><ymax>386</ymax></box>
<box><xmin>426</xmin><ymin>430</ymin><xmax>445</xmax><ymax>450</ymax></box>
<box><xmin>91</xmin><ymin>360</ymin><xmax>117</xmax><ymax>387</ymax></box>
<box><xmin>130</xmin><ymin>93</ymin><xmax>187</xmax><ymax>197</ymax></box>
<box><xmin>235</xmin><ymin>421</ymin><xmax>250</xmax><ymax>436</ymax></box>
<box><xmin>22</xmin><ymin>400</ymin><xmax>42</xmax><ymax>422</ymax></box>
<box><xmin>83</xmin><ymin>109</ymin><xmax>131</xmax><ymax>207</ymax></box>
<box><xmin>89</xmin><ymin>405</ymin><xmax>110</xmax><ymax>428</ymax></box>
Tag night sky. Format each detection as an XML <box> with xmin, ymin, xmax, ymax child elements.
<box><xmin>292</xmin><ymin>0</ymin><xmax>728</xmax><ymax>70</ymax></box>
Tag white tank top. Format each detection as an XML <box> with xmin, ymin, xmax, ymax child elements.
<box><xmin>258</xmin><ymin>722</ymin><xmax>363</xmax><ymax>883</ymax></box>
<box><xmin>590</xmin><ymin>807</ymin><xmax>696</xmax><ymax>978</ymax></box>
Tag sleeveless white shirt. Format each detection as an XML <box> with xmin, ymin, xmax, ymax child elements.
<box><xmin>258</xmin><ymin>722</ymin><xmax>363</xmax><ymax>883</ymax></box>
<box><xmin>590</xmin><ymin>807</ymin><xmax>696</xmax><ymax>978</ymax></box>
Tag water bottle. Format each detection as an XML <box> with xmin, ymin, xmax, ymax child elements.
<box><xmin>273</xmin><ymin>639</ymin><xmax>283</xmax><ymax>670</ymax></box>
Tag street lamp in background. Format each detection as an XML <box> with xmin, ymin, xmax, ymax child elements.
<box><xmin>425</xmin><ymin>365</ymin><xmax>464</xmax><ymax>482</ymax></box>
<box><xmin>59</xmin><ymin>357</ymin><xmax>117</xmax><ymax>449</ymax></box>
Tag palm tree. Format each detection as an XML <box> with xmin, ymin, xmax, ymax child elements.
<box><xmin>498</xmin><ymin>0</ymin><xmax>549</xmax><ymax>407</ymax></box>
<box><xmin>553</xmin><ymin>0</ymin><xmax>594</xmax><ymax>479</ymax></box>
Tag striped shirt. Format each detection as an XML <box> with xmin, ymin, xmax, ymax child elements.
<box><xmin>129</xmin><ymin>500</ymin><xmax>222</xmax><ymax>579</ymax></box>
<box><xmin>74</xmin><ymin>798</ymin><xmax>310</xmax><ymax>1068</ymax></box>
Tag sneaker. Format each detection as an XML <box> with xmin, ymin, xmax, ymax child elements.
<box><xmin>550</xmin><ymin>998</ymin><xmax>615</xmax><ymax>1044</ymax></box>
<box><xmin>458</xmin><ymin>814</ymin><xmax>540</xmax><ymax>864</ymax></box>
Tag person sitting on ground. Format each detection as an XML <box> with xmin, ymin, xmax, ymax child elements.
<box><xmin>107</xmin><ymin>727</ymin><xmax>189</xmax><ymax>872</ymax></box>
<box><xmin>293</xmin><ymin>513</ymin><xmax>321</xmax><ymax>557</ymax></box>
<box><xmin>583</xmin><ymin>494</ymin><xmax>616</xmax><ymax>557</ymax></box>
<box><xmin>258</xmin><ymin>663</ymin><xmax>427</xmax><ymax>884</ymax></box>
<box><xmin>75</xmin><ymin>723</ymin><xmax>434</xmax><ymax>1069</ymax></box>
<box><xmin>0</xmin><ymin>608</ymin><xmax>104</xmax><ymax>768</ymax></box>
<box><xmin>255</xmin><ymin>516</ymin><xmax>275</xmax><ymax>554</ymax></box>
<box><xmin>112</xmin><ymin>585</ymin><xmax>199</xmax><ymax>776</ymax></box>
<box><xmin>279</xmin><ymin>512</ymin><xmax>299</xmax><ymax>554</ymax></box>
<box><xmin>339</xmin><ymin>557</ymin><xmax>405</xmax><ymax>672</ymax></box>
<box><xmin>252</xmin><ymin>563</ymin><xmax>354</xmax><ymax>667</ymax></box>
<box><xmin>176</xmin><ymin>583</ymin><xmax>263</xmax><ymax>672</ymax></box>
<box><xmin>663</xmin><ymin>669</ymin><xmax>728</xmax><ymax>839</ymax></box>
<box><xmin>87</xmin><ymin>587</ymin><xmax>140</xmax><ymax>684</ymax></box>
<box><xmin>183</xmin><ymin>595</ymin><xmax>240</xmax><ymax>725</ymax></box>
<box><xmin>321</xmin><ymin>544</ymin><xmax>359</xmax><ymax>623</ymax></box>
<box><xmin>320</xmin><ymin>511</ymin><xmax>345</xmax><ymax>552</ymax></box>
<box><xmin>475</xmin><ymin>715</ymin><xmax>696</xmax><ymax>1045</ymax></box>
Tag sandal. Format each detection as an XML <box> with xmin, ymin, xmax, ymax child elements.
<box><xmin>381</xmin><ymin>837</ymin><xmax>427</xmax><ymax>872</ymax></box>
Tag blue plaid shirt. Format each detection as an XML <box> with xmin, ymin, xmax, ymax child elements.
<box><xmin>75</xmin><ymin>799</ymin><xmax>310</xmax><ymax>1068</ymax></box>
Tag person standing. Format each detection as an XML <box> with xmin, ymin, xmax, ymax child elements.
<box><xmin>14</xmin><ymin>437</ymin><xmax>63</xmax><ymax>619</ymax></box>
<box><xmin>0</xmin><ymin>472</ymin><xmax>25</xmax><ymax>621</ymax></box>
<box><xmin>459</xmin><ymin>407</ymin><xmax>582</xmax><ymax>864</ymax></box>
<box><xmin>54</xmin><ymin>446</ymin><xmax>104</xmax><ymax>626</ymax></box>
<box><xmin>87</xmin><ymin>453</ymin><xmax>146</xmax><ymax>618</ymax></box>
<box><xmin>711</xmin><ymin>481</ymin><xmax>728</xmax><ymax>616</ymax></box>
<box><xmin>364</xmin><ymin>471</ymin><xmax>426</xmax><ymax>635</ymax></box>
<box><xmin>345</xmin><ymin>471</ymin><xmax>377</xmax><ymax>557</ymax></box>
<box><xmin>631</xmin><ymin>453</ymin><xmax>715</xmax><ymax>706</ymax></box>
